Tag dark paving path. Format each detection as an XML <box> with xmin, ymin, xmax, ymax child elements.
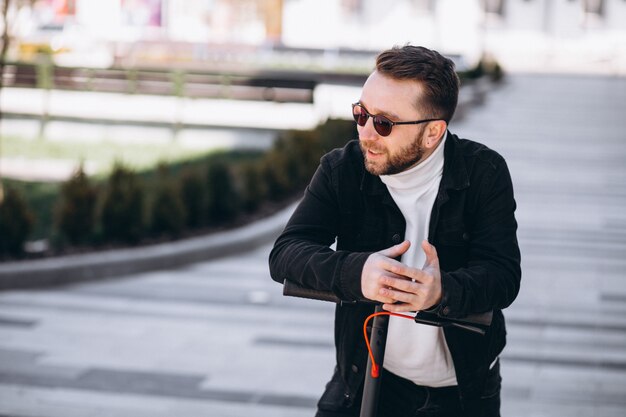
<box><xmin>1</xmin><ymin>74</ymin><xmax>626</xmax><ymax>416</ymax></box>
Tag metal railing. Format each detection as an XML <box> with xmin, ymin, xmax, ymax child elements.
<box><xmin>1</xmin><ymin>61</ymin><xmax>341</xmax><ymax>103</ymax></box>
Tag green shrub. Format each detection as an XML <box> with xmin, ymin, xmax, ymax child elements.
<box><xmin>1</xmin><ymin>119</ymin><xmax>355</xmax><ymax>252</ymax></box>
<box><xmin>259</xmin><ymin>152</ymin><xmax>290</xmax><ymax>201</ymax></box>
<box><xmin>293</xmin><ymin>130</ymin><xmax>323</xmax><ymax>181</ymax></box>
<box><xmin>100</xmin><ymin>163</ymin><xmax>145</xmax><ymax>244</ymax></box>
<box><xmin>150</xmin><ymin>164</ymin><xmax>186</xmax><ymax>238</ymax></box>
<box><xmin>180</xmin><ymin>168</ymin><xmax>206</xmax><ymax>228</ymax></box>
<box><xmin>490</xmin><ymin>62</ymin><xmax>504</xmax><ymax>82</ymax></box>
<box><xmin>258</xmin><ymin>119</ymin><xmax>354</xmax><ymax>202</ymax></box>
<box><xmin>206</xmin><ymin>161</ymin><xmax>241</xmax><ymax>224</ymax></box>
<box><xmin>316</xmin><ymin>118</ymin><xmax>357</xmax><ymax>151</ymax></box>
<box><xmin>460</xmin><ymin>55</ymin><xmax>505</xmax><ymax>83</ymax></box>
<box><xmin>0</xmin><ymin>187</ymin><xmax>35</xmax><ymax>257</ymax></box>
<box><xmin>239</xmin><ymin>161</ymin><xmax>266</xmax><ymax>212</ymax></box>
<box><xmin>55</xmin><ymin>165</ymin><xmax>97</xmax><ymax>245</ymax></box>
<box><xmin>259</xmin><ymin>134</ymin><xmax>306</xmax><ymax>199</ymax></box>
<box><xmin>4</xmin><ymin>179</ymin><xmax>59</xmax><ymax>241</ymax></box>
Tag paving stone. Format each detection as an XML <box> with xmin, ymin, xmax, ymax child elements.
<box><xmin>0</xmin><ymin>317</ymin><xmax>38</xmax><ymax>329</ymax></box>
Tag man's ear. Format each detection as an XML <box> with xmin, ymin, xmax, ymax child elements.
<box><xmin>423</xmin><ymin>120</ymin><xmax>448</xmax><ymax>149</ymax></box>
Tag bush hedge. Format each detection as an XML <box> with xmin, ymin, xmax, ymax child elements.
<box><xmin>0</xmin><ymin>187</ymin><xmax>35</xmax><ymax>258</ymax></box>
<box><xmin>1</xmin><ymin>118</ymin><xmax>356</xmax><ymax>259</ymax></box>
<box><xmin>180</xmin><ymin>168</ymin><xmax>205</xmax><ymax>229</ymax></box>
<box><xmin>206</xmin><ymin>161</ymin><xmax>241</xmax><ymax>225</ymax></box>
<box><xmin>150</xmin><ymin>164</ymin><xmax>186</xmax><ymax>238</ymax></box>
<box><xmin>100</xmin><ymin>163</ymin><xmax>145</xmax><ymax>244</ymax></box>
<box><xmin>54</xmin><ymin>165</ymin><xmax>97</xmax><ymax>245</ymax></box>
<box><xmin>239</xmin><ymin>161</ymin><xmax>266</xmax><ymax>213</ymax></box>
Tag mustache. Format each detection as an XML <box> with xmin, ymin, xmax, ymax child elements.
<box><xmin>359</xmin><ymin>142</ymin><xmax>385</xmax><ymax>154</ymax></box>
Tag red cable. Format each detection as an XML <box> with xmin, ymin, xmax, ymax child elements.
<box><xmin>363</xmin><ymin>311</ymin><xmax>415</xmax><ymax>378</ymax></box>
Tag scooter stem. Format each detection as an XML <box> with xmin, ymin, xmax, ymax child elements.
<box><xmin>360</xmin><ymin>305</ymin><xmax>389</xmax><ymax>417</ymax></box>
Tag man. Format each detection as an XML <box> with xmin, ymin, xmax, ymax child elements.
<box><xmin>269</xmin><ymin>45</ymin><xmax>521</xmax><ymax>417</ymax></box>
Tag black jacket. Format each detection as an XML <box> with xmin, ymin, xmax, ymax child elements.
<box><xmin>269</xmin><ymin>132</ymin><xmax>521</xmax><ymax>411</ymax></box>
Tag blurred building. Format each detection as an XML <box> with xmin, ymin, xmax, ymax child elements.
<box><xmin>283</xmin><ymin>0</ymin><xmax>626</xmax><ymax>72</ymax></box>
<box><xmin>6</xmin><ymin>0</ymin><xmax>626</xmax><ymax>73</ymax></box>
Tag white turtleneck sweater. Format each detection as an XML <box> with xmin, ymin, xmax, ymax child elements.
<box><xmin>379</xmin><ymin>132</ymin><xmax>457</xmax><ymax>387</ymax></box>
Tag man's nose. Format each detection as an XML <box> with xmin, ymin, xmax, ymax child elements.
<box><xmin>358</xmin><ymin>117</ymin><xmax>379</xmax><ymax>141</ymax></box>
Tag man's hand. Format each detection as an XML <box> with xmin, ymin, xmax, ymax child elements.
<box><xmin>378</xmin><ymin>240</ymin><xmax>443</xmax><ymax>313</ymax></box>
<box><xmin>361</xmin><ymin>240</ymin><xmax>411</xmax><ymax>303</ymax></box>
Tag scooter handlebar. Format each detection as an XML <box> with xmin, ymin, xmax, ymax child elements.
<box><xmin>283</xmin><ymin>279</ymin><xmax>492</xmax><ymax>335</ymax></box>
<box><xmin>283</xmin><ymin>279</ymin><xmax>343</xmax><ymax>303</ymax></box>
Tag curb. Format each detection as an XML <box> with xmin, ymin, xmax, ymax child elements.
<box><xmin>0</xmin><ymin>202</ymin><xmax>296</xmax><ymax>291</ymax></box>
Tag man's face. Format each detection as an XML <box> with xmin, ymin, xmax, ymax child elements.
<box><xmin>357</xmin><ymin>71</ymin><xmax>429</xmax><ymax>176</ymax></box>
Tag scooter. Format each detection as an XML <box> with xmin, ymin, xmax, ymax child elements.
<box><xmin>283</xmin><ymin>280</ymin><xmax>492</xmax><ymax>417</ymax></box>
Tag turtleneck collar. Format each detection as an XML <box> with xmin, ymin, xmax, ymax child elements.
<box><xmin>380</xmin><ymin>131</ymin><xmax>447</xmax><ymax>191</ymax></box>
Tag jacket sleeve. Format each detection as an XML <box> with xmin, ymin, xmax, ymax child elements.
<box><xmin>437</xmin><ymin>157</ymin><xmax>521</xmax><ymax>318</ymax></box>
<box><xmin>268</xmin><ymin>157</ymin><xmax>371</xmax><ymax>302</ymax></box>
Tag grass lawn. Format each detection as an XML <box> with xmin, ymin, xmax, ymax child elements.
<box><xmin>1</xmin><ymin>134</ymin><xmax>218</xmax><ymax>179</ymax></box>
<box><xmin>1</xmin><ymin>134</ymin><xmax>256</xmax><ymax>241</ymax></box>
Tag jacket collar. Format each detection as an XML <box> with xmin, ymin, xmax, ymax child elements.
<box><xmin>441</xmin><ymin>131</ymin><xmax>470</xmax><ymax>191</ymax></box>
<box><xmin>360</xmin><ymin>131</ymin><xmax>470</xmax><ymax>198</ymax></box>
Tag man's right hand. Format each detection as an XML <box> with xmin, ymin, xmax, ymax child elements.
<box><xmin>361</xmin><ymin>240</ymin><xmax>411</xmax><ymax>303</ymax></box>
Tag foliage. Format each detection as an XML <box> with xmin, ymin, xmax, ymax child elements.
<box><xmin>461</xmin><ymin>54</ymin><xmax>505</xmax><ymax>83</ymax></box>
<box><xmin>55</xmin><ymin>165</ymin><xmax>97</xmax><ymax>245</ymax></box>
<box><xmin>150</xmin><ymin>164</ymin><xmax>186</xmax><ymax>238</ymax></box>
<box><xmin>0</xmin><ymin>118</ymin><xmax>356</xmax><ymax>258</ymax></box>
<box><xmin>260</xmin><ymin>119</ymin><xmax>355</xmax><ymax>201</ymax></box>
<box><xmin>239</xmin><ymin>161</ymin><xmax>266</xmax><ymax>213</ymax></box>
<box><xmin>206</xmin><ymin>161</ymin><xmax>241</xmax><ymax>225</ymax></box>
<box><xmin>317</xmin><ymin>118</ymin><xmax>358</xmax><ymax>153</ymax></box>
<box><xmin>179</xmin><ymin>168</ymin><xmax>205</xmax><ymax>229</ymax></box>
<box><xmin>0</xmin><ymin>187</ymin><xmax>35</xmax><ymax>257</ymax></box>
<box><xmin>100</xmin><ymin>162</ymin><xmax>144</xmax><ymax>244</ymax></box>
<box><xmin>3</xmin><ymin>179</ymin><xmax>58</xmax><ymax>240</ymax></box>
<box><xmin>260</xmin><ymin>144</ymin><xmax>295</xmax><ymax>201</ymax></box>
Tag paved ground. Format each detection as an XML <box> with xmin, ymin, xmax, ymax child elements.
<box><xmin>1</xmin><ymin>73</ymin><xmax>626</xmax><ymax>416</ymax></box>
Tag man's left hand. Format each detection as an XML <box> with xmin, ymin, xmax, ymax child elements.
<box><xmin>378</xmin><ymin>240</ymin><xmax>442</xmax><ymax>312</ymax></box>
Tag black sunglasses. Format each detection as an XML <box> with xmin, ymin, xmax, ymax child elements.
<box><xmin>351</xmin><ymin>103</ymin><xmax>442</xmax><ymax>137</ymax></box>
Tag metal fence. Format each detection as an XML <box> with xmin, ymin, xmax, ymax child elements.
<box><xmin>2</xmin><ymin>61</ymin><xmax>371</xmax><ymax>104</ymax></box>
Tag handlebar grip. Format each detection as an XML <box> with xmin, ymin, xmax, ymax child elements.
<box><xmin>461</xmin><ymin>311</ymin><xmax>493</xmax><ymax>327</ymax></box>
<box><xmin>414</xmin><ymin>310</ymin><xmax>493</xmax><ymax>335</ymax></box>
<box><xmin>283</xmin><ymin>279</ymin><xmax>342</xmax><ymax>303</ymax></box>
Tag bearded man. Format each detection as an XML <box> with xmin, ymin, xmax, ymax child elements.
<box><xmin>269</xmin><ymin>45</ymin><xmax>521</xmax><ymax>417</ymax></box>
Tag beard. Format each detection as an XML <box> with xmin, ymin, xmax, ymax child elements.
<box><xmin>360</xmin><ymin>126</ymin><xmax>427</xmax><ymax>176</ymax></box>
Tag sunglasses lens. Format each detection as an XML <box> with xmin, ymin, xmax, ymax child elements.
<box><xmin>352</xmin><ymin>105</ymin><xmax>368</xmax><ymax>126</ymax></box>
<box><xmin>352</xmin><ymin>104</ymin><xmax>393</xmax><ymax>136</ymax></box>
<box><xmin>373</xmin><ymin>116</ymin><xmax>392</xmax><ymax>136</ymax></box>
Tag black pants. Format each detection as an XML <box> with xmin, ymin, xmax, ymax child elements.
<box><xmin>316</xmin><ymin>362</ymin><xmax>501</xmax><ymax>417</ymax></box>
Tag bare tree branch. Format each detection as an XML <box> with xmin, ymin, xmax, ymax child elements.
<box><xmin>0</xmin><ymin>0</ymin><xmax>12</xmax><ymax>202</ymax></box>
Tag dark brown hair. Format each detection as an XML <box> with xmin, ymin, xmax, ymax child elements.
<box><xmin>376</xmin><ymin>45</ymin><xmax>460</xmax><ymax>123</ymax></box>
